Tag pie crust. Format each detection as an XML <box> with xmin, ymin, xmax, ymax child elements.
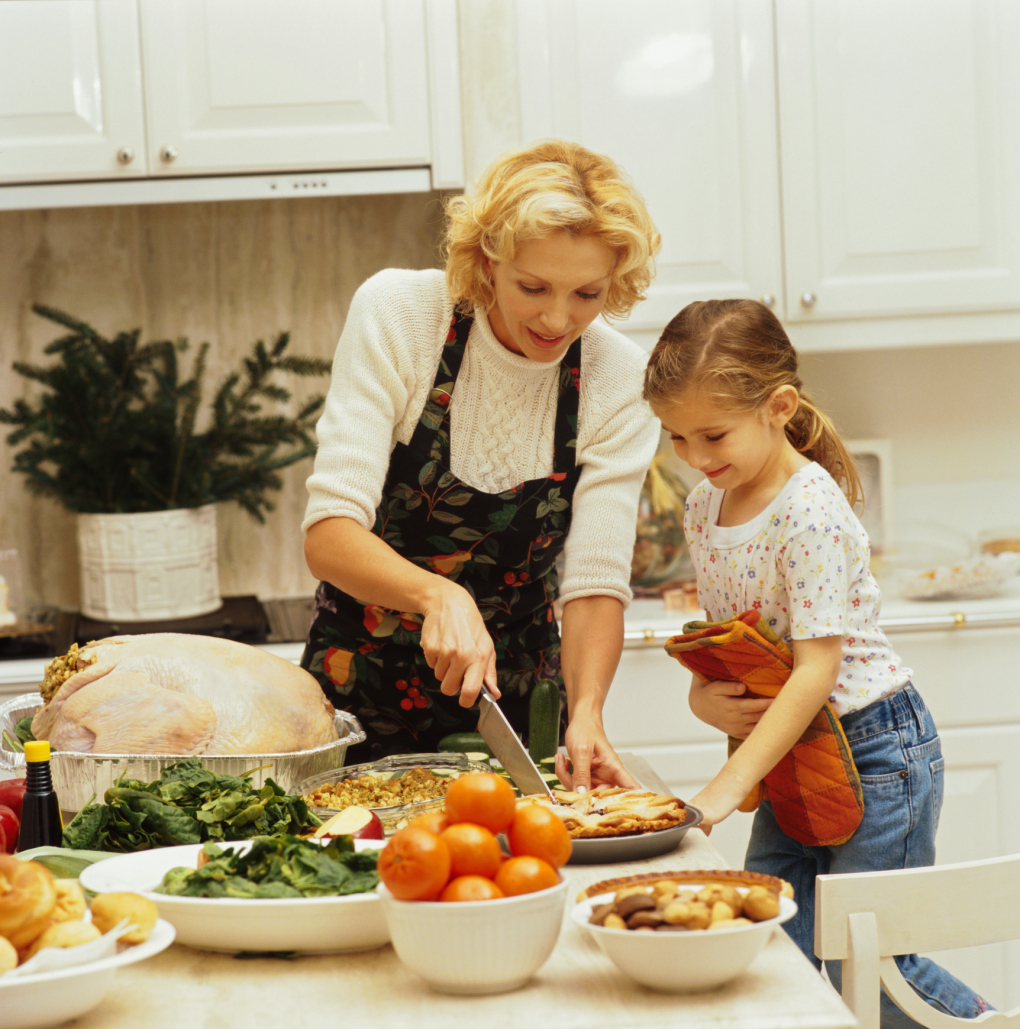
<box><xmin>520</xmin><ymin>785</ymin><xmax>687</xmax><ymax>839</ymax></box>
<box><xmin>575</xmin><ymin>867</ymin><xmax>793</xmax><ymax>902</ymax></box>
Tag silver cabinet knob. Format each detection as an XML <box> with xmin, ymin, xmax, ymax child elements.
<box><xmin>116</xmin><ymin>146</ymin><xmax>135</xmax><ymax>165</ymax></box>
<box><xmin>800</xmin><ymin>292</ymin><xmax>817</xmax><ymax>309</ymax></box>
<box><xmin>159</xmin><ymin>145</ymin><xmax>179</xmax><ymax>164</ymax></box>
<box><xmin>759</xmin><ymin>293</ymin><xmax>776</xmax><ymax>309</ymax></box>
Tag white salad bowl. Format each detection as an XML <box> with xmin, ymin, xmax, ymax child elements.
<box><xmin>79</xmin><ymin>839</ymin><xmax>387</xmax><ymax>954</ymax></box>
<box><xmin>379</xmin><ymin>877</ymin><xmax>568</xmax><ymax>994</ymax></box>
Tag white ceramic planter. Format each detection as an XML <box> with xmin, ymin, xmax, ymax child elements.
<box><xmin>77</xmin><ymin>505</ymin><xmax>221</xmax><ymax>621</ymax></box>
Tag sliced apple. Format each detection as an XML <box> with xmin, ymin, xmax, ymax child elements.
<box><xmin>313</xmin><ymin>805</ymin><xmax>385</xmax><ymax>841</ymax></box>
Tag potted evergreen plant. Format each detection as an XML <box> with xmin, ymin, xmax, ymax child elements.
<box><xmin>0</xmin><ymin>305</ymin><xmax>331</xmax><ymax>621</ymax></box>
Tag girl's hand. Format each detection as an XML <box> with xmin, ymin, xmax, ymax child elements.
<box><xmin>419</xmin><ymin>580</ymin><xmax>499</xmax><ymax>706</ymax></box>
<box><xmin>689</xmin><ymin>678</ymin><xmax>773</xmax><ymax>739</ymax></box>
<box><xmin>555</xmin><ymin>714</ymin><xmax>639</xmax><ymax>793</ymax></box>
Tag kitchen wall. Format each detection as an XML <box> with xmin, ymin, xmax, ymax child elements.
<box><xmin>0</xmin><ymin>193</ymin><xmax>446</xmax><ymax>610</ymax></box>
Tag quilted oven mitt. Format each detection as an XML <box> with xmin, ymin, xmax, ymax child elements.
<box><xmin>664</xmin><ymin>609</ymin><xmax>864</xmax><ymax>847</ymax></box>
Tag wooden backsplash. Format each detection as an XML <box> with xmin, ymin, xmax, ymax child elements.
<box><xmin>0</xmin><ymin>191</ymin><xmax>446</xmax><ymax>610</ymax></box>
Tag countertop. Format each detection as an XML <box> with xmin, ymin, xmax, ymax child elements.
<box><xmin>63</xmin><ymin>828</ymin><xmax>856</xmax><ymax>1029</ymax></box>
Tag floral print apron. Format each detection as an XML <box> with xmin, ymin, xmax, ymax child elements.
<box><xmin>301</xmin><ymin>310</ymin><xmax>582</xmax><ymax>763</ymax></box>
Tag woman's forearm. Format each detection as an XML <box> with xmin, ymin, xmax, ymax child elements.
<box><xmin>304</xmin><ymin>516</ymin><xmax>454</xmax><ymax>615</ymax></box>
<box><xmin>304</xmin><ymin>516</ymin><xmax>498</xmax><ymax>702</ymax></box>
<box><xmin>559</xmin><ymin>595</ymin><xmax>625</xmax><ymax>722</ymax></box>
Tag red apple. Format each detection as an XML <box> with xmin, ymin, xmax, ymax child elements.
<box><xmin>314</xmin><ymin>805</ymin><xmax>385</xmax><ymax>841</ymax></box>
<box><xmin>0</xmin><ymin>803</ymin><xmax>18</xmax><ymax>853</ymax></box>
<box><xmin>0</xmin><ymin>779</ymin><xmax>26</xmax><ymax>822</ymax></box>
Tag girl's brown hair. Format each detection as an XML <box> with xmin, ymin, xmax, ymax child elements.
<box><xmin>643</xmin><ymin>299</ymin><xmax>862</xmax><ymax>508</ymax></box>
<box><xmin>444</xmin><ymin>139</ymin><xmax>660</xmax><ymax>319</ymax></box>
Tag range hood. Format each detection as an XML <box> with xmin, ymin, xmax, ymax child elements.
<box><xmin>0</xmin><ymin>166</ymin><xmax>436</xmax><ymax>212</ymax></box>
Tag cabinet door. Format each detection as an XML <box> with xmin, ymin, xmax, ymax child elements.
<box><xmin>0</xmin><ymin>0</ymin><xmax>147</xmax><ymax>183</ymax></box>
<box><xmin>515</xmin><ymin>0</ymin><xmax>785</xmax><ymax>335</ymax></box>
<box><xmin>137</xmin><ymin>0</ymin><xmax>431</xmax><ymax>176</ymax></box>
<box><xmin>777</xmin><ymin>0</ymin><xmax>1020</xmax><ymax>323</ymax></box>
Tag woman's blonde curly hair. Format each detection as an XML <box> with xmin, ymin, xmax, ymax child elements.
<box><xmin>444</xmin><ymin>139</ymin><xmax>660</xmax><ymax>320</ymax></box>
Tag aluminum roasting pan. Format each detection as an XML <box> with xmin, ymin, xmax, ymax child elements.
<box><xmin>0</xmin><ymin>692</ymin><xmax>365</xmax><ymax>817</ymax></box>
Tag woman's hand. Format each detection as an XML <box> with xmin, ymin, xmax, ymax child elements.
<box><xmin>555</xmin><ymin>713</ymin><xmax>639</xmax><ymax>792</ymax></box>
<box><xmin>688</xmin><ymin>677</ymin><xmax>773</xmax><ymax>739</ymax></box>
<box><xmin>419</xmin><ymin>579</ymin><xmax>499</xmax><ymax>706</ymax></box>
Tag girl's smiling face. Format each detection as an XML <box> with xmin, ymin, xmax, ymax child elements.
<box><xmin>653</xmin><ymin>388</ymin><xmax>803</xmax><ymax>500</ymax></box>
<box><xmin>483</xmin><ymin>231</ymin><xmax>616</xmax><ymax>363</ymax></box>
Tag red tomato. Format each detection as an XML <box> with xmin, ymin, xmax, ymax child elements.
<box><xmin>0</xmin><ymin>804</ymin><xmax>18</xmax><ymax>854</ymax></box>
<box><xmin>0</xmin><ymin>779</ymin><xmax>25</xmax><ymax>822</ymax></box>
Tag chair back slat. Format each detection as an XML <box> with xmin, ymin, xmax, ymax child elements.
<box><xmin>816</xmin><ymin>853</ymin><xmax>1020</xmax><ymax>960</ymax></box>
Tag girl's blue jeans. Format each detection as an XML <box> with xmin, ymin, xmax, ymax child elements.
<box><xmin>744</xmin><ymin>681</ymin><xmax>991</xmax><ymax>1026</ymax></box>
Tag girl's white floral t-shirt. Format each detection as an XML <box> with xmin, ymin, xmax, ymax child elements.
<box><xmin>684</xmin><ymin>462</ymin><xmax>910</xmax><ymax>716</ymax></box>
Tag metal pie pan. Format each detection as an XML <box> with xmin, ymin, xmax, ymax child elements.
<box><xmin>565</xmin><ymin>804</ymin><xmax>703</xmax><ymax>865</ymax></box>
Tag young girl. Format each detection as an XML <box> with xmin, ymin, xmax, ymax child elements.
<box><xmin>643</xmin><ymin>299</ymin><xmax>989</xmax><ymax>1025</ymax></box>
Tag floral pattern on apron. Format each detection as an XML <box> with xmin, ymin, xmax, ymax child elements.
<box><xmin>301</xmin><ymin>309</ymin><xmax>583</xmax><ymax>762</ymax></box>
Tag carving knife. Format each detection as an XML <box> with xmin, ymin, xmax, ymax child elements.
<box><xmin>476</xmin><ymin>686</ymin><xmax>554</xmax><ymax>799</ymax></box>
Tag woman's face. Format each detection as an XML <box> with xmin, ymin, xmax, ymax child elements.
<box><xmin>483</xmin><ymin>231</ymin><xmax>616</xmax><ymax>363</ymax></box>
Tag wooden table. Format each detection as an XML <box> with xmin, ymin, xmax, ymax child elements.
<box><xmin>71</xmin><ymin>831</ymin><xmax>855</xmax><ymax>1029</ymax></box>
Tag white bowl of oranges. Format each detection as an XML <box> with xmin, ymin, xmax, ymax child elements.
<box><xmin>377</xmin><ymin>771</ymin><xmax>571</xmax><ymax>994</ymax></box>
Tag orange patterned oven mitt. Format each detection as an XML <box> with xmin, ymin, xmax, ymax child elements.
<box><xmin>664</xmin><ymin>609</ymin><xmax>863</xmax><ymax>847</ymax></box>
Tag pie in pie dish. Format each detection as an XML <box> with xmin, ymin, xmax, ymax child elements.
<box><xmin>519</xmin><ymin>785</ymin><xmax>687</xmax><ymax>839</ymax></box>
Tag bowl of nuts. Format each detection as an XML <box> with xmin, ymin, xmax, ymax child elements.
<box><xmin>571</xmin><ymin>869</ymin><xmax>796</xmax><ymax>992</ymax></box>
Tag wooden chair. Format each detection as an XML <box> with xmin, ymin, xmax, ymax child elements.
<box><xmin>815</xmin><ymin>854</ymin><xmax>1020</xmax><ymax>1028</ymax></box>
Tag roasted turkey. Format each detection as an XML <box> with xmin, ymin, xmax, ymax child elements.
<box><xmin>30</xmin><ymin>633</ymin><xmax>338</xmax><ymax>755</ymax></box>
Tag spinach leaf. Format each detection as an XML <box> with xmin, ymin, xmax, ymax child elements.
<box><xmin>154</xmin><ymin>834</ymin><xmax>379</xmax><ymax>899</ymax></box>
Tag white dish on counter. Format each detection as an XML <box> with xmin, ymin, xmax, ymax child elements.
<box><xmin>0</xmin><ymin>918</ymin><xmax>175</xmax><ymax>1029</ymax></box>
<box><xmin>898</xmin><ymin>552</ymin><xmax>1020</xmax><ymax>601</ymax></box>
<box><xmin>79</xmin><ymin>839</ymin><xmax>387</xmax><ymax>955</ymax></box>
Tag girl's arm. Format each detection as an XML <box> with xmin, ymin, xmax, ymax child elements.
<box><xmin>304</xmin><ymin>517</ymin><xmax>499</xmax><ymax>703</ymax></box>
<box><xmin>689</xmin><ymin>634</ymin><xmax>842</xmax><ymax>831</ymax></box>
<box><xmin>553</xmin><ymin>595</ymin><xmax>640</xmax><ymax>792</ymax></box>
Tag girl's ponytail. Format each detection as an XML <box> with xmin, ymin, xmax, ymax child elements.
<box><xmin>786</xmin><ymin>395</ymin><xmax>862</xmax><ymax>510</ymax></box>
<box><xmin>644</xmin><ymin>298</ymin><xmax>864</xmax><ymax>511</ymax></box>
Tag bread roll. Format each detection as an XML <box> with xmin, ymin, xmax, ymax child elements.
<box><xmin>0</xmin><ymin>855</ymin><xmax>57</xmax><ymax>951</ymax></box>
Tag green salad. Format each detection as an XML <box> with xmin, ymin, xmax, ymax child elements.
<box><xmin>157</xmin><ymin>833</ymin><xmax>381</xmax><ymax>899</ymax></box>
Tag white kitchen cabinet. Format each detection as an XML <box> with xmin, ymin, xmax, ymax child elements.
<box><xmin>777</xmin><ymin>0</ymin><xmax>1020</xmax><ymax>325</ymax></box>
<box><xmin>515</xmin><ymin>0</ymin><xmax>784</xmax><ymax>337</ymax></box>
<box><xmin>515</xmin><ymin>0</ymin><xmax>1020</xmax><ymax>351</ymax></box>
<box><xmin>606</xmin><ymin>598</ymin><xmax>1020</xmax><ymax>1007</ymax></box>
<box><xmin>0</xmin><ymin>1</ymin><xmax>149</xmax><ymax>182</ymax></box>
<box><xmin>0</xmin><ymin>0</ymin><xmax>462</xmax><ymax>194</ymax></box>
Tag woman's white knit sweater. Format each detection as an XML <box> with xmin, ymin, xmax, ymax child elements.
<box><xmin>303</xmin><ymin>268</ymin><xmax>659</xmax><ymax>607</ymax></box>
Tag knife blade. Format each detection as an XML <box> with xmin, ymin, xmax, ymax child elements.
<box><xmin>476</xmin><ymin>687</ymin><xmax>554</xmax><ymax>799</ymax></box>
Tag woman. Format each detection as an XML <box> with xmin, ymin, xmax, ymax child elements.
<box><xmin>301</xmin><ymin>139</ymin><xmax>661</xmax><ymax>790</ymax></box>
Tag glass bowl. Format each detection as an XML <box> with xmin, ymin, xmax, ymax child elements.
<box><xmin>291</xmin><ymin>753</ymin><xmax>493</xmax><ymax>836</ymax></box>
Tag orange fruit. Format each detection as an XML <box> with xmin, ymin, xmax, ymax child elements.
<box><xmin>439</xmin><ymin>875</ymin><xmax>506</xmax><ymax>902</ymax></box>
<box><xmin>493</xmin><ymin>855</ymin><xmax>559</xmax><ymax>897</ymax></box>
<box><xmin>443</xmin><ymin>772</ymin><xmax>517</xmax><ymax>835</ymax></box>
<box><xmin>377</xmin><ymin>827</ymin><xmax>452</xmax><ymax>900</ymax></box>
<box><xmin>407</xmin><ymin>810</ymin><xmax>450</xmax><ymax>835</ymax></box>
<box><xmin>506</xmin><ymin>803</ymin><xmax>572</xmax><ymax>869</ymax></box>
<box><xmin>440</xmin><ymin>822</ymin><xmax>503</xmax><ymax>879</ymax></box>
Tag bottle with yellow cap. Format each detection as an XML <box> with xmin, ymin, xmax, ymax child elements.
<box><xmin>17</xmin><ymin>740</ymin><xmax>63</xmax><ymax>851</ymax></box>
